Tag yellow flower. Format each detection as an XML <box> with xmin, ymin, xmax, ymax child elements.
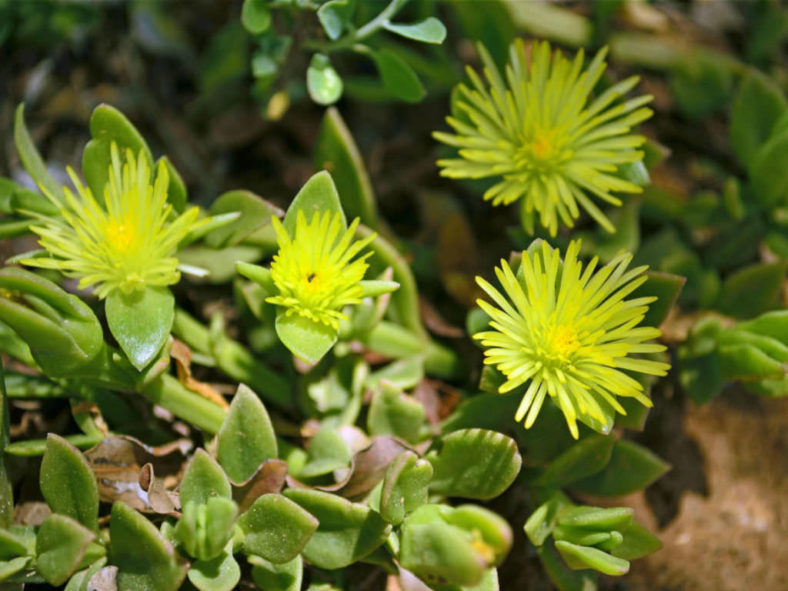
<box><xmin>267</xmin><ymin>210</ymin><xmax>376</xmax><ymax>330</ymax></box>
<box><xmin>475</xmin><ymin>240</ymin><xmax>669</xmax><ymax>438</ymax></box>
<box><xmin>23</xmin><ymin>144</ymin><xmax>203</xmax><ymax>298</ymax></box>
<box><xmin>434</xmin><ymin>40</ymin><xmax>653</xmax><ymax>236</ymax></box>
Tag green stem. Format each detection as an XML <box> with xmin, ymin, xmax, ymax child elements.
<box><xmin>172</xmin><ymin>310</ymin><xmax>293</xmax><ymax>410</ymax></box>
<box><xmin>5</xmin><ymin>433</ymin><xmax>103</xmax><ymax>457</ymax></box>
<box><xmin>306</xmin><ymin>0</ymin><xmax>407</xmax><ymax>52</ymax></box>
<box><xmin>139</xmin><ymin>374</ymin><xmax>227</xmax><ymax>434</ymax></box>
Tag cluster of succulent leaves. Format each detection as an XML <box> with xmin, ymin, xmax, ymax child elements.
<box><xmin>241</xmin><ymin>0</ymin><xmax>447</xmax><ymax>107</ymax></box>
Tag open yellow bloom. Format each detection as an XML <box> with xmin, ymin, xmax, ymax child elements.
<box><xmin>475</xmin><ymin>241</ymin><xmax>669</xmax><ymax>438</ymax></box>
<box><xmin>267</xmin><ymin>211</ymin><xmax>375</xmax><ymax>330</ymax></box>
<box><xmin>23</xmin><ymin>144</ymin><xmax>203</xmax><ymax>298</ymax></box>
<box><xmin>434</xmin><ymin>40</ymin><xmax>653</xmax><ymax>236</ymax></box>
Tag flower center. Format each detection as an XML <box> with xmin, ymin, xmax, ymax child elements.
<box><xmin>531</xmin><ymin>129</ymin><xmax>556</xmax><ymax>161</ymax></box>
<box><xmin>105</xmin><ymin>219</ymin><xmax>139</xmax><ymax>254</ymax></box>
<box><xmin>539</xmin><ymin>323</ymin><xmax>580</xmax><ymax>361</ymax></box>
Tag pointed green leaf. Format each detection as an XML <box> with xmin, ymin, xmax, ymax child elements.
<box><xmin>109</xmin><ymin>502</ymin><xmax>187</xmax><ymax>591</ymax></box>
<box><xmin>241</xmin><ymin>0</ymin><xmax>271</xmax><ymax>34</ymax></box>
<box><xmin>206</xmin><ymin>190</ymin><xmax>280</xmax><ymax>248</ymax></box>
<box><xmin>175</xmin><ymin>498</ymin><xmax>237</xmax><ymax>561</ymax></box>
<box><xmin>749</xmin><ymin>128</ymin><xmax>788</xmax><ymax>208</ymax></box>
<box><xmin>383</xmin><ymin>18</ymin><xmax>446</xmax><ymax>44</ymax></box>
<box><xmin>536</xmin><ymin>543</ymin><xmax>597</xmax><ymax>591</ymax></box>
<box><xmin>40</xmin><ymin>434</ymin><xmax>98</xmax><ymax>531</ymax></box>
<box><xmin>36</xmin><ymin>515</ymin><xmax>96</xmax><ymax>585</ymax></box>
<box><xmin>156</xmin><ymin>156</ymin><xmax>187</xmax><ymax>212</ymax></box>
<box><xmin>367</xmin><ymin>383</ymin><xmax>425</xmax><ymax>444</ymax></box>
<box><xmin>554</xmin><ymin>541</ymin><xmax>629</xmax><ymax>576</ymax></box>
<box><xmin>180</xmin><ymin>449</ymin><xmax>232</xmax><ymax>508</ymax></box>
<box><xmin>314</xmin><ymin>107</ymin><xmax>379</xmax><ymax>228</ymax></box>
<box><xmin>569</xmin><ymin>440</ymin><xmax>670</xmax><ymax>497</ymax></box>
<box><xmin>534</xmin><ymin>434</ymin><xmax>615</xmax><ymax>488</ymax></box>
<box><xmin>427</xmin><ymin>429</ymin><xmax>521</xmax><ymax>500</ymax></box>
<box><xmin>307</xmin><ymin>53</ymin><xmax>344</xmax><ymax>106</ymax></box>
<box><xmin>187</xmin><ymin>547</ymin><xmax>240</xmax><ymax>591</ymax></box>
<box><xmin>238</xmin><ymin>493</ymin><xmax>318</xmax><ymax>563</ymax></box>
<box><xmin>609</xmin><ymin>522</ymin><xmax>661</xmax><ymax>561</ymax></box>
<box><xmin>380</xmin><ymin>451</ymin><xmax>433</xmax><ymax>525</ymax></box>
<box><xmin>524</xmin><ymin>492</ymin><xmax>572</xmax><ymax>547</ymax></box>
<box><xmin>372</xmin><ymin>48</ymin><xmax>425</xmax><ymax>103</ymax></box>
<box><xmin>14</xmin><ymin>104</ymin><xmax>63</xmax><ymax>201</ymax></box>
<box><xmin>283</xmin><ymin>488</ymin><xmax>391</xmax><ymax>569</ymax></box>
<box><xmin>82</xmin><ymin>104</ymin><xmax>153</xmax><ymax>201</ymax></box>
<box><xmin>217</xmin><ymin>384</ymin><xmax>277</xmax><ymax>483</ymax></box>
<box><xmin>630</xmin><ymin>271</ymin><xmax>685</xmax><ymax>327</ymax></box>
<box><xmin>718</xmin><ymin>262</ymin><xmax>786</xmax><ymax>319</ymax></box>
<box><xmin>556</xmin><ymin>506</ymin><xmax>633</xmax><ymax>531</ymax></box>
<box><xmin>275</xmin><ymin>312</ymin><xmax>337</xmax><ymax>365</ymax></box>
<box><xmin>283</xmin><ymin>170</ymin><xmax>345</xmax><ymax>235</ymax></box>
<box><xmin>730</xmin><ymin>69</ymin><xmax>787</xmax><ymax>167</ymax></box>
<box><xmin>106</xmin><ymin>286</ymin><xmax>174</xmax><ymax>370</ymax></box>
<box><xmin>249</xmin><ymin>555</ymin><xmax>303</xmax><ymax>591</ymax></box>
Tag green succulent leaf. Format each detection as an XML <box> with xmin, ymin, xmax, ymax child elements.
<box><xmin>206</xmin><ymin>190</ymin><xmax>280</xmax><ymax>248</ymax></box>
<box><xmin>175</xmin><ymin>498</ymin><xmax>238</xmax><ymax>561</ymax></box>
<box><xmin>569</xmin><ymin>440</ymin><xmax>670</xmax><ymax>497</ymax></box>
<box><xmin>534</xmin><ymin>434</ymin><xmax>615</xmax><ymax>488</ymax></box>
<box><xmin>82</xmin><ymin>104</ymin><xmax>153</xmax><ymax>201</ymax></box>
<box><xmin>748</xmin><ymin>128</ymin><xmax>788</xmax><ymax>208</ymax></box>
<box><xmin>238</xmin><ymin>494</ymin><xmax>319</xmax><ymax>564</ymax></box>
<box><xmin>314</xmin><ymin>107</ymin><xmax>379</xmax><ymax>228</ymax></box>
<box><xmin>35</xmin><ymin>515</ymin><xmax>96</xmax><ymax>586</ymax></box>
<box><xmin>609</xmin><ymin>522</ymin><xmax>662</xmax><ymax>561</ymax></box>
<box><xmin>427</xmin><ymin>429</ymin><xmax>521</xmax><ymax>499</ymax></box>
<box><xmin>365</xmin><ymin>356</ymin><xmax>424</xmax><ymax>391</ymax></box>
<box><xmin>718</xmin><ymin>262</ymin><xmax>786</xmax><ymax>319</ymax></box>
<box><xmin>300</xmin><ymin>427</ymin><xmax>352</xmax><ymax>479</ymax></box>
<box><xmin>275</xmin><ymin>312</ymin><xmax>338</xmax><ymax>365</ymax></box>
<box><xmin>730</xmin><ymin>69</ymin><xmax>788</xmax><ymax>167</ymax></box>
<box><xmin>307</xmin><ymin>53</ymin><xmax>344</xmax><ymax>106</ymax></box>
<box><xmin>283</xmin><ymin>170</ymin><xmax>345</xmax><ymax>235</ymax></box>
<box><xmin>217</xmin><ymin>384</ymin><xmax>278</xmax><ymax>483</ymax></box>
<box><xmin>110</xmin><ymin>502</ymin><xmax>187</xmax><ymax>591</ymax></box>
<box><xmin>554</xmin><ymin>540</ymin><xmax>629</xmax><ymax>576</ymax></box>
<box><xmin>630</xmin><ymin>271</ymin><xmax>686</xmax><ymax>328</ymax></box>
<box><xmin>180</xmin><ymin>449</ymin><xmax>232</xmax><ymax>508</ymax></box>
<box><xmin>380</xmin><ymin>451</ymin><xmax>433</xmax><ymax>525</ymax></box>
<box><xmin>40</xmin><ymin>434</ymin><xmax>99</xmax><ymax>531</ymax></box>
<box><xmin>372</xmin><ymin>48</ymin><xmax>425</xmax><ymax>103</ymax></box>
<box><xmin>367</xmin><ymin>383</ymin><xmax>425</xmax><ymax>444</ymax></box>
<box><xmin>317</xmin><ymin>0</ymin><xmax>356</xmax><ymax>40</ymax></box>
<box><xmin>524</xmin><ymin>492</ymin><xmax>572</xmax><ymax>547</ymax></box>
<box><xmin>249</xmin><ymin>555</ymin><xmax>303</xmax><ymax>591</ymax></box>
<box><xmin>383</xmin><ymin>17</ymin><xmax>447</xmax><ymax>44</ymax></box>
<box><xmin>14</xmin><ymin>104</ymin><xmax>63</xmax><ymax>201</ymax></box>
<box><xmin>156</xmin><ymin>156</ymin><xmax>187</xmax><ymax>212</ymax></box>
<box><xmin>241</xmin><ymin>0</ymin><xmax>271</xmax><ymax>34</ymax></box>
<box><xmin>283</xmin><ymin>488</ymin><xmax>391</xmax><ymax>569</ymax></box>
<box><xmin>187</xmin><ymin>546</ymin><xmax>241</xmax><ymax>591</ymax></box>
<box><xmin>105</xmin><ymin>286</ymin><xmax>174</xmax><ymax>371</ymax></box>
<box><xmin>536</xmin><ymin>543</ymin><xmax>597</xmax><ymax>591</ymax></box>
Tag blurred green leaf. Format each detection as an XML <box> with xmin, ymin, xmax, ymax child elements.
<box><xmin>372</xmin><ymin>48</ymin><xmax>425</xmax><ymax>102</ymax></box>
<box><xmin>730</xmin><ymin>69</ymin><xmax>787</xmax><ymax>167</ymax></box>
<box><xmin>317</xmin><ymin>0</ymin><xmax>355</xmax><ymax>40</ymax></box>
<box><xmin>749</xmin><ymin>127</ymin><xmax>788</xmax><ymax>208</ymax></box>
<box><xmin>380</xmin><ymin>451</ymin><xmax>433</xmax><ymax>525</ymax></box>
<box><xmin>718</xmin><ymin>261</ymin><xmax>786</xmax><ymax>319</ymax></box>
<box><xmin>14</xmin><ymin>104</ymin><xmax>63</xmax><ymax>201</ymax></box>
<box><xmin>187</xmin><ymin>547</ymin><xmax>240</xmax><ymax>591</ymax></box>
<box><xmin>241</xmin><ymin>0</ymin><xmax>270</xmax><ymax>34</ymax></box>
<box><xmin>534</xmin><ymin>434</ymin><xmax>615</xmax><ymax>488</ymax></box>
<box><xmin>537</xmin><ymin>543</ymin><xmax>597</xmax><ymax>591</ymax></box>
<box><xmin>106</xmin><ymin>286</ymin><xmax>174</xmax><ymax>371</ymax></box>
<box><xmin>383</xmin><ymin>17</ymin><xmax>446</xmax><ymax>44</ymax></box>
<box><xmin>569</xmin><ymin>440</ymin><xmax>670</xmax><ymax>497</ymax></box>
<box><xmin>249</xmin><ymin>554</ymin><xmax>303</xmax><ymax>591</ymax></box>
<box><xmin>669</xmin><ymin>50</ymin><xmax>733</xmax><ymax>120</ymax></box>
<box><xmin>367</xmin><ymin>383</ymin><xmax>425</xmax><ymax>444</ymax></box>
<box><xmin>609</xmin><ymin>522</ymin><xmax>661</xmax><ymax>561</ymax></box>
<box><xmin>314</xmin><ymin>108</ymin><xmax>379</xmax><ymax>228</ymax></box>
<box><xmin>554</xmin><ymin>541</ymin><xmax>629</xmax><ymax>576</ymax></box>
<box><xmin>206</xmin><ymin>190</ymin><xmax>280</xmax><ymax>248</ymax></box>
<box><xmin>307</xmin><ymin>53</ymin><xmax>344</xmax><ymax>106</ymax></box>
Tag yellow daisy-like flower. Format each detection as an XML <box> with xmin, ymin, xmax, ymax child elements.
<box><xmin>267</xmin><ymin>210</ymin><xmax>375</xmax><ymax>330</ymax></box>
<box><xmin>23</xmin><ymin>144</ymin><xmax>203</xmax><ymax>299</ymax></box>
<box><xmin>475</xmin><ymin>240</ymin><xmax>669</xmax><ymax>438</ymax></box>
<box><xmin>434</xmin><ymin>40</ymin><xmax>653</xmax><ymax>237</ymax></box>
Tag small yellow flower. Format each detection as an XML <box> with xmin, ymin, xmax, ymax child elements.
<box><xmin>23</xmin><ymin>144</ymin><xmax>203</xmax><ymax>298</ymax></box>
<box><xmin>475</xmin><ymin>240</ymin><xmax>669</xmax><ymax>438</ymax></box>
<box><xmin>267</xmin><ymin>210</ymin><xmax>376</xmax><ymax>330</ymax></box>
<box><xmin>434</xmin><ymin>40</ymin><xmax>653</xmax><ymax>236</ymax></box>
